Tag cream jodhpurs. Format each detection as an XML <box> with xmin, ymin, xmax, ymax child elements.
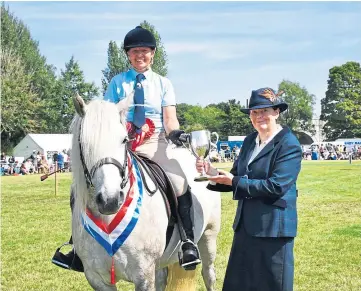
<box><xmin>133</xmin><ymin>133</ymin><xmax>188</xmax><ymax>197</ymax></box>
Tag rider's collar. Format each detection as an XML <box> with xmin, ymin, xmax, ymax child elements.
<box><xmin>130</xmin><ymin>67</ymin><xmax>153</xmax><ymax>80</ymax></box>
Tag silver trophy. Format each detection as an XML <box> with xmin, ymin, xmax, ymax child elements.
<box><xmin>189</xmin><ymin>130</ymin><xmax>219</xmax><ymax>182</ymax></box>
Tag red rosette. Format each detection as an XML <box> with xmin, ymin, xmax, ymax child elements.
<box><xmin>127</xmin><ymin>119</ymin><xmax>156</xmax><ymax>151</ymax></box>
<box><xmin>126</xmin><ymin>122</ymin><xmax>134</xmax><ymax>134</ymax></box>
<box><xmin>143</xmin><ymin>118</ymin><xmax>155</xmax><ymax>139</ymax></box>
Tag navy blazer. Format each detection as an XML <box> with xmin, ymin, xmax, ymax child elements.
<box><xmin>208</xmin><ymin>127</ymin><xmax>302</xmax><ymax>238</ymax></box>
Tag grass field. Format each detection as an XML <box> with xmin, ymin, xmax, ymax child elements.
<box><xmin>1</xmin><ymin>160</ymin><xmax>361</xmax><ymax>290</ymax></box>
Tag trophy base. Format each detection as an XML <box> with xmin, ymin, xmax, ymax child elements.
<box><xmin>194</xmin><ymin>176</ymin><xmax>209</xmax><ymax>182</ymax></box>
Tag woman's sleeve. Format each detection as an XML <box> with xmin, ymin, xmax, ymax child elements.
<box><xmin>104</xmin><ymin>76</ymin><xmax>121</xmax><ymax>103</ymax></box>
<box><xmin>232</xmin><ymin>137</ymin><xmax>302</xmax><ymax>200</ymax></box>
<box><xmin>162</xmin><ymin>78</ymin><xmax>176</xmax><ymax>107</ymax></box>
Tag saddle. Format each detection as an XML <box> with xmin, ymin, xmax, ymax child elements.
<box><xmin>128</xmin><ymin>151</ymin><xmax>179</xmax><ymax>247</ymax></box>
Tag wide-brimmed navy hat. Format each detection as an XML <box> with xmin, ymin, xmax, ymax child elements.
<box><xmin>240</xmin><ymin>87</ymin><xmax>288</xmax><ymax>114</ymax></box>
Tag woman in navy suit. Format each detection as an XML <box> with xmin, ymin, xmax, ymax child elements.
<box><xmin>196</xmin><ymin>87</ymin><xmax>302</xmax><ymax>291</ymax></box>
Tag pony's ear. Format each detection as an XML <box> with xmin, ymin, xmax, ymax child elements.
<box><xmin>116</xmin><ymin>91</ymin><xmax>133</xmax><ymax>124</ymax></box>
<box><xmin>73</xmin><ymin>93</ymin><xmax>86</xmax><ymax>117</ymax></box>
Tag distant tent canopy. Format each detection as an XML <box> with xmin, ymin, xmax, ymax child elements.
<box><xmin>13</xmin><ymin>134</ymin><xmax>72</xmax><ymax>160</ymax></box>
<box><xmin>293</xmin><ymin>131</ymin><xmax>314</xmax><ymax>145</ymax></box>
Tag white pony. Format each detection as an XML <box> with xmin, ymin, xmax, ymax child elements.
<box><xmin>70</xmin><ymin>94</ymin><xmax>221</xmax><ymax>291</ymax></box>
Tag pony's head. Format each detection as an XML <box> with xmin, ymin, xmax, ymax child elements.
<box><xmin>71</xmin><ymin>93</ymin><xmax>131</xmax><ymax>215</ymax></box>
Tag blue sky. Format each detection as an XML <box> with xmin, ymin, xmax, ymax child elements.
<box><xmin>5</xmin><ymin>1</ymin><xmax>361</xmax><ymax>117</ymax></box>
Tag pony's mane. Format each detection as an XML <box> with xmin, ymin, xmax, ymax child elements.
<box><xmin>70</xmin><ymin>99</ymin><xmax>128</xmax><ymax>212</ymax></box>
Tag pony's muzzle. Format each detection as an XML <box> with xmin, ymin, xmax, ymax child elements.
<box><xmin>96</xmin><ymin>191</ymin><xmax>124</xmax><ymax>215</ymax></box>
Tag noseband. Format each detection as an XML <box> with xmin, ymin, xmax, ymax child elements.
<box><xmin>78</xmin><ymin>122</ymin><xmax>129</xmax><ymax>189</ymax></box>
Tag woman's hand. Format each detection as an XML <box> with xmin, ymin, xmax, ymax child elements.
<box><xmin>207</xmin><ymin>169</ymin><xmax>234</xmax><ymax>186</ymax></box>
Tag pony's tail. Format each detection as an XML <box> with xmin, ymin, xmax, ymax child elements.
<box><xmin>166</xmin><ymin>263</ymin><xmax>197</xmax><ymax>291</ymax></box>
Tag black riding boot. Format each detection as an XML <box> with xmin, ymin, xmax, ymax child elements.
<box><xmin>51</xmin><ymin>188</ymin><xmax>84</xmax><ymax>272</ymax></box>
<box><xmin>177</xmin><ymin>189</ymin><xmax>201</xmax><ymax>270</ymax></box>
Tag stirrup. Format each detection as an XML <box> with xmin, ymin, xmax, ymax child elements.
<box><xmin>51</xmin><ymin>242</ymin><xmax>72</xmax><ymax>269</ymax></box>
<box><xmin>178</xmin><ymin>239</ymin><xmax>201</xmax><ymax>270</ymax></box>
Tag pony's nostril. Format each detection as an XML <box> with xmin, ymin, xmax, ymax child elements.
<box><xmin>96</xmin><ymin>193</ymin><xmax>104</xmax><ymax>205</ymax></box>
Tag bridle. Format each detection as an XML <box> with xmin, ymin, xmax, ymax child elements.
<box><xmin>78</xmin><ymin>121</ymin><xmax>130</xmax><ymax>190</ymax></box>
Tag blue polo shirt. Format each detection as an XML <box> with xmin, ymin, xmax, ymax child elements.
<box><xmin>103</xmin><ymin>68</ymin><xmax>176</xmax><ymax>132</ymax></box>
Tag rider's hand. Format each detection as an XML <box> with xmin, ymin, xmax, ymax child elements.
<box><xmin>168</xmin><ymin>130</ymin><xmax>185</xmax><ymax>146</ymax></box>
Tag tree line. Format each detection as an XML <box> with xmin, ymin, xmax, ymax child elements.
<box><xmin>1</xmin><ymin>4</ymin><xmax>360</xmax><ymax>153</ymax></box>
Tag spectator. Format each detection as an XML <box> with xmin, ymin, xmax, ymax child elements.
<box><xmin>62</xmin><ymin>149</ymin><xmax>69</xmax><ymax>171</ymax></box>
<box><xmin>7</xmin><ymin>156</ymin><xmax>15</xmax><ymax>175</ymax></box>
<box><xmin>20</xmin><ymin>163</ymin><xmax>28</xmax><ymax>175</ymax></box>
<box><xmin>36</xmin><ymin>151</ymin><xmax>42</xmax><ymax>173</ymax></box>
<box><xmin>38</xmin><ymin>155</ymin><xmax>49</xmax><ymax>174</ymax></box>
<box><xmin>53</xmin><ymin>152</ymin><xmax>59</xmax><ymax>168</ymax></box>
<box><xmin>57</xmin><ymin>151</ymin><xmax>64</xmax><ymax>171</ymax></box>
<box><xmin>25</xmin><ymin>159</ymin><xmax>34</xmax><ymax>174</ymax></box>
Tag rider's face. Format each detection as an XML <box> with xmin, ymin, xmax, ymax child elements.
<box><xmin>127</xmin><ymin>47</ymin><xmax>155</xmax><ymax>73</ymax></box>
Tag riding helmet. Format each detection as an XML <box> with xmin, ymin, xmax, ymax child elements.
<box><xmin>123</xmin><ymin>26</ymin><xmax>156</xmax><ymax>51</ymax></box>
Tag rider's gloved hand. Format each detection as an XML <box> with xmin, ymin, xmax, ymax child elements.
<box><xmin>168</xmin><ymin>130</ymin><xmax>185</xmax><ymax>146</ymax></box>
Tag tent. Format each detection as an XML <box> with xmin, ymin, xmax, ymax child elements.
<box><xmin>13</xmin><ymin>134</ymin><xmax>73</xmax><ymax>160</ymax></box>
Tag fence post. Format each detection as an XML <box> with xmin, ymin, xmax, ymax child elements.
<box><xmin>55</xmin><ymin>161</ymin><xmax>58</xmax><ymax>196</ymax></box>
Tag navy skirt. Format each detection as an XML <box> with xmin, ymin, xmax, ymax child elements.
<box><xmin>222</xmin><ymin>220</ymin><xmax>295</xmax><ymax>291</ymax></box>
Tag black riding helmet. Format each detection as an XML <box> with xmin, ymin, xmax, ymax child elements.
<box><xmin>123</xmin><ymin>26</ymin><xmax>156</xmax><ymax>51</ymax></box>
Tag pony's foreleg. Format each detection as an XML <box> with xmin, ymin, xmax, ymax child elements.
<box><xmin>134</xmin><ymin>266</ymin><xmax>156</xmax><ymax>291</ymax></box>
<box><xmin>198</xmin><ymin>227</ymin><xmax>218</xmax><ymax>291</ymax></box>
<box><xmin>84</xmin><ymin>271</ymin><xmax>117</xmax><ymax>291</ymax></box>
<box><xmin>155</xmin><ymin>267</ymin><xmax>168</xmax><ymax>291</ymax></box>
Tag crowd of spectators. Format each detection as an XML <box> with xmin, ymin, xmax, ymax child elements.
<box><xmin>1</xmin><ymin>142</ymin><xmax>360</xmax><ymax>175</ymax></box>
<box><xmin>0</xmin><ymin>149</ymin><xmax>71</xmax><ymax>176</ymax></box>
<box><xmin>207</xmin><ymin>142</ymin><xmax>361</xmax><ymax>164</ymax></box>
<box><xmin>301</xmin><ymin>143</ymin><xmax>361</xmax><ymax>160</ymax></box>
<box><xmin>210</xmin><ymin>145</ymin><xmax>241</xmax><ymax>163</ymax></box>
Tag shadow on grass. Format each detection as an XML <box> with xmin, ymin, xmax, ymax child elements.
<box><xmin>333</xmin><ymin>225</ymin><xmax>361</xmax><ymax>237</ymax></box>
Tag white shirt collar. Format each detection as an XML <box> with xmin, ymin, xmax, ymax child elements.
<box><xmin>248</xmin><ymin>125</ymin><xmax>283</xmax><ymax>165</ymax></box>
<box><xmin>255</xmin><ymin>125</ymin><xmax>283</xmax><ymax>147</ymax></box>
<box><xmin>130</xmin><ymin>67</ymin><xmax>153</xmax><ymax>79</ymax></box>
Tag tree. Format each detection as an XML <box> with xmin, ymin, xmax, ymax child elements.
<box><xmin>1</xmin><ymin>48</ymin><xmax>41</xmax><ymax>151</ymax></box>
<box><xmin>209</xmin><ymin>99</ymin><xmax>253</xmax><ymax>140</ymax></box>
<box><xmin>101</xmin><ymin>41</ymin><xmax>129</xmax><ymax>93</ymax></box>
<box><xmin>321</xmin><ymin>61</ymin><xmax>361</xmax><ymax>140</ymax></box>
<box><xmin>57</xmin><ymin>56</ymin><xmax>99</xmax><ymax>132</ymax></box>
<box><xmin>277</xmin><ymin>80</ymin><xmax>316</xmax><ymax>134</ymax></box>
<box><xmin>101</xmin><ymin>20</ymin><xmax>169</xmax><ymax>93</ymax></box>
<box><xmin>140</xmin><ymin>20</ymin><xmax>168</xmax><ymax>77</ymax></box>
<box><xmin>182</xmin><ymin>105</ymin><xmax>226</xmax><ymax>134</ymax></box>
<box><xmin>1</xmin><ymin>4</ymin><xmax>59</xmax><ymax>147</ymax></box>
<box><xmin>176</xmin><ymin>103</ymin><xmax>195</xmax><ymax>128</ymax></box>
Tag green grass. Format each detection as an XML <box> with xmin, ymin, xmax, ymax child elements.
<box><xmin>1</xmin><ymin>160</ymin><xmax>361</xmax><ymax>290</ymax></box>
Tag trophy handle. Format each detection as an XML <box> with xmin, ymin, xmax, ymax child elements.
<box><xmin>211</xmin><ymin>132</ymin><xmax>219</xmax><ymax>150</ymax></box>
